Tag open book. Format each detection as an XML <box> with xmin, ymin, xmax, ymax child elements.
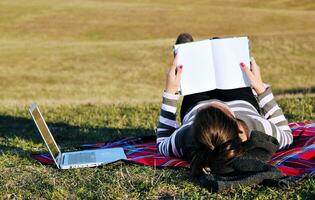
<box><xmin>174</xmin><ymin>36</ymin><xmax>251</xmax><ymax>96</ymax></box>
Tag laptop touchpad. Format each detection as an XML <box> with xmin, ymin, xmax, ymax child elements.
<box><xmin>67</xmin><ymin>152</ymin><xmax>96</xmax><ymax>164</ymax></box>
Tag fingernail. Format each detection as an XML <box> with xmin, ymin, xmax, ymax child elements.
<box><xmin>240</xmin><ymin>62</ymin><xmax>245</xmax><ymax>68</ymax></box>
<box><xmin>179</xmin><ymin>65</ymin><xmax>183</xmax><ymax>69</ymax></box>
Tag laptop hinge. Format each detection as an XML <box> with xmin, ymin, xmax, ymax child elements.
<box><xmin>61</xmin><ymin>154</ymin><xmax>65</xmax><ymax>165</ymax></box>
<box><xmin>56</xmin><ymin>153</ymin><xmax>62</xmax><ymax>169</ymax></box>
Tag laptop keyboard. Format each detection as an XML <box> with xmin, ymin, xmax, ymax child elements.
<box><xmin>67</xmin><ymin>152</ymin><xmax>97</xmax><ymax>164</ymax></box>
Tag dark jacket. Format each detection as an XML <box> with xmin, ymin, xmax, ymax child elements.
<box><xmin>198</xmin><ymin>131</ymin><xmax>285</xmax><ymax>192</ymax></box>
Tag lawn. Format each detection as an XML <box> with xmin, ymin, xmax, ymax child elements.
<box><xmin>0</xmin><ymin>0</ymin><xmax>315</xmax><ymax>199</ymax></box>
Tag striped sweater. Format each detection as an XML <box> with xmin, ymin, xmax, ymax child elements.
<box><xmin>156</xmin><ymin>87</ymin><xmax>293</xmax><ymax>160</ymax></box>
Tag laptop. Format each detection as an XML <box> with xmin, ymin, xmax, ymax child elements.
<box><xmin>29</xmin><ymin>103</ymin><xmax>127</xmax><ymax>169</ymax></box>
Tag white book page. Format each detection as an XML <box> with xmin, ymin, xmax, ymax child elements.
<box><xmin>175</xmin><ymin>40</ymin><xmax>216</xmax><ymax>95</ymax></box>
<box><xmin>211</xmin><ymin>37</ymin><xmax>250</xmax><ymax>89</ymax></box>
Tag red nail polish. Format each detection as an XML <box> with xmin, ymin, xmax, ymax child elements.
<box><xmin>179</xmin><ymin>65</ymin><xmax>183</xmax><ymax>69</ymax></box>
<box><xmin>240</xmin><ymin>62</ymin><xmax>245</xmax><ymax>68</ymax></box>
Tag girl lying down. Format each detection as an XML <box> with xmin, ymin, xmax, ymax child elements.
<box><xmin>156</xmin><ymin>33</ymin><xmax>293</xmax><ymax>187</ymax></box>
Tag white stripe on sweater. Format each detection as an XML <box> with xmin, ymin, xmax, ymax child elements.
<box><xmin>157</xmin><ymin>137</ymin><xmax>168</xmax><ymax>144</ymax></box>
<box><xmin>171</xmin><ymin>133</ymin><xmax>180</xmax><ymax>157</ymax></box>
<box><xmin>161</xmin><ymin>103</ymin><xmax>176</xmax><ymax>113</ymax></box>
<box><xmin>278</xmin><ymin>125</ymin><xmax>291</xmax><ymax>131</ymax></box>
<box><xmin>158</xmin><ymin>143</ymin><xmax>166</xmax><ymax>156</ymax></box>
<box><xmin>282</xmin><ymin>133</ymin><xmax>287</xmax><ymax>148</ymax></box>
<box><xmin>157</xmin><ymin>128</ymin><xmax>168</xmax><ymax>132</ymax></box>
<box><xmin>226</xmin><ymin>100</ymin><xmax>257</xmax><ymax>111</ymax></box>
<box><xmin>185</xmin><ymin>116</ymin><xmax>196</xmax><ymax>124</ymax></box>
<box><xmin>264</xmin><ymin>105</ymin><xmax>280</xmax><ymax>119</ymax></box>
<box><xmin>259</xmin><ymin>93</ymin><xmax>274</xmax><ymax>108</ymax></box>
<box><xmin>182</xmin><ymin>103</ymin><xmax>205</xmax><ymax>123</ymax></box>
<box><xmin>269</xmin><ymin>115</ymin><xmax>286</xmax><ymax>125</ymax></box>
<box><xmin>249</xmin><ymin>115</ymin><xmax>273</xmax><ymax>137</ymax></box>
<box><xmin>159</xmin><ymin>116</ymin><xmax>178</xmax><ymax>128</ymax></box>
<box><xmin>163</xmin><ymin>92</ymin><xmax>180</xmax><ymax>100</ymax></box>
<box><xmin>230</xmin><ymin>107</ymin><xmax>257</xmax><ymax>114</ymax></box>
<box><xmin>158</xmin><ymin>137</ymin><xmax>171</xmax><ymax>156</ymax></box>
<box><xmin>278</xmin><ymin>129</ymin><xmax>284</xmax><ymax>147</ymax></box>
<box><xmin>158</xmin><ymin>141</ymin><xmax>163</xmax><ymax>155</ymax></box>
<box><xmin>275</xmin><ymin>126</ymin><xmax>281</xmax><ymax>144</ymax></box>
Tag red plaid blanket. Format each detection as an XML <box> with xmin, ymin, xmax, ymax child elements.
<box><xmin>31</xmin><ymin>122</ymin><xmax>315</xmax><ymax>176</ymax></box>
<box><xmin>268</xmin><ymin>122</ymin><xmax>315</xmax><ymax>176</ymax></box>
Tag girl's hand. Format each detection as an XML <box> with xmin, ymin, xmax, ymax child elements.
<box><xmin>240</xmin><ymin>57</ymin><xmax>266</xmax><ymax>95</ymax></box>
<box><xmin>165</xmin><ymin>54</ymin><xmax>183</xmax><ymax>94</ymax></box>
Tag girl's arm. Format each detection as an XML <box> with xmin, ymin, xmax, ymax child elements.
<box><xmin>156</xmin><ymin>92</ymin><xmax>181</xmax><ymax>156</ymax></box>
<box><xmin>257</xmin><ymin>87</ymin><xmax>293</xmax><ymax>148</ymax></box>
<box><xmin>156</xmin><ymin>55</ymin><xmax>183</xmax><ymax>157</ymax></box>
<box><xmin>241</xmin><ymin>57</ymin><xmax>293</xmax><ymax>148</ymax></box>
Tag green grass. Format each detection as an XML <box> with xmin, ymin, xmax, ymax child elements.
<box><xmin>0</xmin><ymin>97</ymin><xmax>314</xmax><ymax>199</ymax></box>
<box><xmin>1</xmin><ymin>0</ymin><xmax>315</xmax><ymax>199</ymax></box>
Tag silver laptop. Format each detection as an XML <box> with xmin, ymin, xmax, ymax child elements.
<box><xmin>29</xmin><ymin>103</ymin><xmax>127</xmax><ymax>169</ymax></box>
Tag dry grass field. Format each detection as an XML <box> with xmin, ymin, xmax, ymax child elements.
<box><xmin>0</xmin><ymin>0</ymin><xmax>314</xmax><ymax>199</ymax></box>
<box><xmin>0</xmin><ymin>0</ymin><xmax>315</xmax><ymax>105</ymax></box>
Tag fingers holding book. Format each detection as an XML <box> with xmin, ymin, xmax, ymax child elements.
<box><xmin>165</xmin><ymin>54</ymin><xmax>183</xmax><ymax>94</ymax></box>
<box><xmin>240</xmin><ymin>57</ymin><xmax>266</xmax><ymax>95</ymax></box>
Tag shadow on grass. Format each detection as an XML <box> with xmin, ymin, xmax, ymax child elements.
<box><xmin>274</xmin><ymin>86</ymin><xmax>315</xmax><ymax>95</ymax></box>
<box><xmin>0</xmin><ymin>143</ymin><xmax>30</xmax><ymax>158</ymax></box>
<box><xmin>0</xmin><ymin>114</ymin><xmax>154</xmax><ymax>153</ymax></box>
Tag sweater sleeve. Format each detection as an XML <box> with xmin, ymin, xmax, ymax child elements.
<box><xmin>156</xmin><ymin>91</ymin><xmax>181</xmax><ymax>157</ymax></box>
<box><xmin>257</xmin><ymin>87</ymin><xmax>293</xmax><ymax>149</ymax></box>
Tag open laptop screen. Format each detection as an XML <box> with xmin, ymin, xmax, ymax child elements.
<box><xmin>30</xmin><ymin>105</ymin><xmax>60</xmax><ymax>159</ymax></box>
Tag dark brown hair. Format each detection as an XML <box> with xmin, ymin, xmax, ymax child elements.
<box><xmin>190</xmin><ymin>106</ymin><xmax>244</xmax><ymax>177</ymax></box>
<box><xmin>175</xmin><ymin>32</ymin><xmax>194</xmax><ymax>44</ymax></box>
